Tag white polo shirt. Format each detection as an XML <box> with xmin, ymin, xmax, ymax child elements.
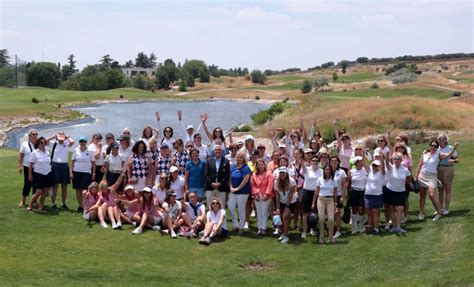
<box><xmin>29</xmin><ymin>149</ymin><xmax>51</xmax><ymax>175</ymax></box>
<box><xmin>162</xmin><ymin>201</ymin><xmax>182</xmax><ymax>220</ymax></box>
<box><xmin>387</xmin><ymin>165</ymin><xmax>411</xmax><ymax>192</ymax></box>
<box><xmin>105</xmin><ymin>153</ymin><xmax>123</xmax><ymax>172</ymax></box>
<box><xmin>333</xmin><ymin>169</ymin><xmax>347</xmax><ymax>196</ymax></box>
<box><xmin>316</xmin><ymin>177</ymin><xmax>336</xmax><ymax>197</ymax></box>
<box><xmin>88</xmin><ymin>143</ymin><xmax>104</xmax><ymax>165</ymax></box>
<box><xmin>119</xmin><ymin>145</ymin><xmax>132</xmax><ymax>162</ymax></box>
<box><xmin>350</xmin><ymin>168</ymin><xmax>368</xmax><ymax>190</ymax></box>
<box><xmin>72</xmin><ymin>147</ymin><xmax>95</xmax><ymax>173</ymax></box>
<box><xmin>303</xmin><ymin>167</ymin><xmax>323</xmax><ymax>190</ymax></box>
<box><xmin>19</xmin><ymin>141</ymin><xmax>35</xmax><ymax>167</ymax></box>
<box><xmin>49</xmin><ymin>140</ymin><xmax>70</xmax><ymax>164</ymax></box>
<box><xmin>169</xmin><ymin>176</ymin><xmax>185</xmax><ymax>199</ymax></box>
<box><xmin>422</xmin><ymin>151</ymin><xmax>441</xmax><ymax>174</ymax></box>
<box><xmin>196</xmin><ymin>144</ymin><xmax>208</xmax><ymax>161</ymax></box>
<box><xmin>185</xmin><ymin>202</ymin><xmax>206</xmax><ymax>222</ymax></box>
<box><xmin>365</xmin><ymin>170</ymin><xmax>384</xmax><ymax>196</ymax></box>
<box><xmin>275</xmin><ymin>176</ymin><xmax>297</xmax><ymax>204</ymax></box>
<box><xmin>207</xmin><ymin>209</ymin><xmax>227</xmax><ymax>230</ymax></box>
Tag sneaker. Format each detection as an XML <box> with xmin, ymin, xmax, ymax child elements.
<box><xmin>442</xmin><ymin>209</ymin><xmax>449</xmax><ymax>216</ymax></box>
<box><xmin>116</xmin><ymin>223</ymin><xmax>122</xmax><ymax>230</ymax></box>
<box><xmin>198</xmin><ymin>237</ymin><xmax>205</xmax><ymax>244</ymax></box>
<box><xmin>199</xmin><ymin>230</ymin><xmax>205</xmax><ymax>237</ymax></box>
<box><xmin>433</xmin><ymin>214</ymin><xmax>441</xmax><ymax>222</ymax></box>
<box><xmin>132</xmin><ymin>222</ymin><xmax>137</xmax><ymax>227</ymax></box>
<box><xmin>401</xmin><ymin>217</ymin><xmax>408</xmax><ymax>224</ymax></box>
<box><xmin>152</xmin><ymin>225</ymin><xmax>161</xmax><ymax>231</ymax></box>
<box><xmin>51</xmin><ymin>204</ymin><xmax>58</xmax><ymax>210</ymax></box>
<box><xmin>132</xmin><ymin>227</ymin><xmax>143</xmax><ymax>234</ymax></box>
<box><xmin>26</xmin><ymin>206</ymin><xmax>33</xmax><ymax>211</ymax></box>
<box><xmin>418</xmin><ymin>213</ymin><xmax>425</xmax><ymax>220</ymax></box>
<box><xmin>244</xmin><ymin>222</ymin><xmax>249</xmax><ymax>230</ymax></box>
<box><xmin>334</xmin><ymin>231</ymin><xmax>342</xmax><ymax>238</ymax></box>
<box><xmin>310</xmin><ymin>229</ymin><xmax>317</xmax><ymax>236</ymax></box>
<box><xmin>171</xmin><ymin>231</ymin><xmax>177</xmax><ymax>239</ymax></box>
<box><xmin>112</xmin><ymin>223</ymin><xmax>118</xmax><ymax>229</ymax></box>
<box><xmin>301</xmin><ymin>233</ymin><xmax>306</xmax><ymax>239</ymax></box>
<box><xmin>371</xmin><ymin>229</ymin><xmax>380</xmax><ymax>235</ymax></box>
<box><xmin>61</xmin><ymin>204</ymin><xmax>69</xmax><ymax>210</ymax></box>
<box><xmin>352</xmin><ymin>229</ymin><xmax>358</xmax><ymax>235</ymax></box>
<box><xmin>281</xmin><ymin>236</ymin><xmax>289</xmax><ymax>244</ymax></box>
<box><xmin>100</xmin><ymin>222</ymin><xmax>109</xmax><ymax>229</ymax></box>
<box><xmin>384</xmin><ymin>222</ymin><xmax>391</xmax><ymax>230</ymax></box>
<box><xmin>278</xmin><ymin>235</ymin><xmax>284</xmax><ymax>241</ymax></box>
<box><xmin>273</xmin><ymin>228</ymin><xmax>280</xmax><ymax>235</ymax></box>
<box><xmin>204</xmin><ymin>237</ymin><xmax>212</xmax><ymax>245</ymax></box>
<box><xmin>251</xmin><ymin>210</ymin><xmax>256</xmax><ymax>217</ymax></box>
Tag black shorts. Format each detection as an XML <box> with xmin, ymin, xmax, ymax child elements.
<box><xmin>347</xmin><ymin>188</ymin><xmax>365</xmax><ymax>207</ymax></box>
<box><xmin>382</xmin><ymin>186</ymin><xmax>391</xmax><ymax>205</ymax></box>
<box><xmin>51</xmin><ymin>162</ymin><xmax>70</xmax><ymax>185</ymax></box>
<box><xmin>32</xmin><ymin>172</ymin><xmax>53</xmax><ymax>189</ymax></box>
<box><xmin>106</xmin><ymin>172</ymin><xmax>124</xmax><ymax>192</ymax></box>
<box><xmin>336</xmin><ymin>195</ymin><xmax>343</xmax><ymax>209</ymax></box>
<box><xmin>95</xmin><ymin>165</ymin><xmax>104</xmax><ymax>183</ymax></box>
<box><xmin>388</xmin><ymin>188</ymin><xmax>406</xmax><ymax>206</ymax></box>
<box><xmin>301</xmin><ymin>189</ymin><xmax>315</xmax><ymax>213</ymax></box>
<box><xmin>280</xmin><ymin>202</ymin><xmax>297</xmax><ymax>214</ymax></box>
<box><xmin>72</xmin><ymin>172</ymin><xmax>92</xmax><ymax>190</ymax></box>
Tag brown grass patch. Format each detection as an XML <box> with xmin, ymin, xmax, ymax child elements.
<box><xmin>239</xmin><ymin>261</ymin><xmax>275</xmax><ymax>270</ymax></box>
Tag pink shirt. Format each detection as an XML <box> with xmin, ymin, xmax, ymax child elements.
<box><xmin>124</xmin><ymin>195</ymin><xmax>141</xmax><ymax>214</ymax></box>
<box><xmin>100</xmin><ymin>190</ymin><xmax>117</xmax><ymax>207</ymax></box>
<box><xmin>401</xmin><ymin>155</ymin><xmax>412</xmax><ymax>172</ymax></box>
<box><xmin>141</xmin><ymin>197</ymin><xmax>162</xmax><ymax>217</ymax></box>
<box><xmin>84</xmin><ymin>192</ymin><xmax>100</xmax><ymax>211</ymax></box>
<box><xmin>251</xmin><ymin>171</ymin><xmax>274</xmax><ymax>199</ymax></box>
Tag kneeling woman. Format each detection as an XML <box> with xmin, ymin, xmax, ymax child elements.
<box><xmin>161</xmin><ymin>191</ymin><xmax>182</xmax><ymax>239</ymax></box>
<box><xmin>97</xmin><ymin>177</ymin><xmax>125</xmax><ymax>229</ymax></box>
<box><xmin>199</xmin><ymin>197</ymin><xmax>228</xmax><ymax>245</ymax></box>
<box><xmin>132</xmin><ymin>187</ymin><xmax>162</xmax><ymax>234</ymax></box>
<box><xmin>274</xmin><ymin>167</ymin><xmax>297</xmax><ymax>244</ymax></box>
<box><xmin>83</xmin><ymin>182</ymin><xmax>100</xmax><ymax>221</ymax></box>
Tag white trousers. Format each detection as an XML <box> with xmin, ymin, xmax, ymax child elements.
<box><xmin>255</xmin><ymin>199</ymin><xmax>271</xmax><ymax>230</ymax></box>
<box><xmin>228</xmin><ymin>193</ymin><xmax>249</xmax><ymax>229</ymax></box>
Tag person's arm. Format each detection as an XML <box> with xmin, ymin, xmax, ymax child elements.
<box><xmin>18</xmin><ymin>151</ymin><xmax>24</xmax><ymax>174</ymax></box>
<box><xmin>127</xmin><ymin>157</ymin><xmax>133</xmax><ymax>183</ymax></box>
<box><xmin>439</xmin><ymin>142</ymin><xmax>460</xmax><ymax>160</ymax></box>
<box><xmin>341</xmin><ymin>174</ymin><xmax>347</xmax><ymax>204</ymax></box>
<box><xmin>184</xmin><ymin>168</ymin><xmax>190</xmax><ymax>194</ymax></box>
<box><xmin>28</xmin><ymin>161</ymin><xmax>34</xmax><ymax>182</ymax></box>
<box><xmin>230</xmin><ymin>173</ymin><xmax>250</xmax><ymax>193</ymax></box>
<box><xmin>251</xmin><ymin>174</ymin><xmax>259</xmax><ymax>199</ymax></box>
<box><xmin>300</xmin><ymin>118</ymin><xmax>308</xmax><ymax>143</ymax></box>
<box><xmin>109</xmin><ymin>168</ymin><xmax>127</xmax><ymax>193</ymax></box>
<box><xmin>346</xmin><ymin>171</ymin><xmax>352</xmax><ymax>193</ymax></box>
<box><xmin>264</xmin><ymin>172</ymin><xmax>275</xmax><ymax>200</ymax></box>
<box><xmin>274</xmin><ymin>182</ymin><xmax>280</xmax><ymax>214</ymax></box>
<box><xmin>228</xmin><ymin>128</ymin><xmax>234</xmax><ymax>145</ymax></box>
<box><xmin>309</xmin><ymin>117</ymin><xmax>317</xmax><ymax>140</ymax></box>
<box><xmin>270</xmin><ymin>130</ymin><xmax>278</xmax><ymax>151</ymax></box>
<box><xmin>381</xmin><ymin>154</ymin><xmax>387</xmax><ymax>176</ymax></box>
<box><xmin>155</xmin><ymin>112</ymin><xmax>162</xmax><ymax>139</ymax></box>
<box><xmin>200</xmin><ymin>114</ymin><xmax>213</xmax><ymax>142</ymax></box>
<box><xmin>386</xmin><ymin>130</ymin><xmax>393</xmax><ymax>155</ymax></box>
<box><xmin>91</xmin><ymin>160</ymin><xmax>96</xmax><ymax>182</ymax></box>
<box><xmin>93</xmin><ymin>143</ymin><xmax>102</xmax><ymax>160</ymax></box>
<box><xmin>311</xmin><ymin>186</ymin><xmax>320</xmax><ymax>211</ymax></box>
<box><xmin>70</xmin><ymin>159</ymin><xmax>75</xmax><ymax>179</ymax></box>
<box><xmin>210</xmin><ymin>210</ymin><xmax>226</xmax><ymax>237</ymax></box>
<box><xmin>414</xmin><ymin>153</ymin><xmax>424</xmax><ymax>181</ymax></box>
<box><xmin>333</xmin><ymin>186</ymin><xmax>337</xmax><ymax>205</ymax></box>
<box><xmin>362</xmin><ymin>152</ymin><xmax>370</xmax><ymax>173</ymax></box>
<box><xmin>177</xmin><ymin>110</ymin><xmax>189</xmax><ymax>139</ymax></box>
<box><xmin>286</xmin><ymin>184</ymin><xmax>296</xmax><ymax>206</ymax></box>
<box><xmin>66</xmin><ymin>134</ymin><xmax>75</xmax><ymax>147</ymax></box>
<box><xmin>333</xmin><ymin>119</ymin><xmax>342</xmax><ymax>152</ymax></box>
<box><xmin>45</xmin><ymin>135</ymin><xmax>56</xmax><ymax>145</ymax></box>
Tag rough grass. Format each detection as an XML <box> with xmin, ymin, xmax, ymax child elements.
<box><xmin>337</xmin><ymin>72</ymin><xmax>380</xmax><ymax>83</ymax></box>
<box><xmin>316</xmin><ymin>87</ymin><xmax>452</xmax><ymax>101</ymax></box>
<box><xmin>1</xmin><ymin>140</ymin><xmax>473</xmax><ymax>286</ymax></box>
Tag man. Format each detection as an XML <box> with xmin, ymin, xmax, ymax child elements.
<box><xmin>46</xmin><ymin>132</ymin><xmax>75</xmax><ymax>209</ymax></box>
<box><xmin>18</xmin><ymin>129</ymin><xmax>38</xmax><ymax>207</ymax></box>
<box><xmin>204</xmin><ymin>145</ymin><xmax>230</xmax><ymax>209</ymax></box>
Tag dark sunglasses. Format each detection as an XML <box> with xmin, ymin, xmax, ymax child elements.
<box><xmin>30</xmin><ymin>133</ymin><xmax>38</xmax><ymax>136</ymax></box>
<box><xmin>229</xmin><ymin>147</ymin><xmax>237</xmax><ymax>150</ymax></box>
<box><xmin>430</xmin><ymin>145</ymin><xmax>438</xmax><ymax>148</ymax></box>
<box><xmin>393</xmin><ymin>157</ymin><xmax>402</xmax><ymax>160</ymax></box>
<box><xmin>377</xmin><ymin>140</ymin><xmax>386</xmax><ymax>143</ymax></box>
<box><xmin>211</xmin><ymin>202</ymin><xmax>219</xmax><ymax>205</ymax></box>
<box><xmin>186</xmin><ymin>145</ymin><xmax>193</xmax><ymax>148</ymax></box>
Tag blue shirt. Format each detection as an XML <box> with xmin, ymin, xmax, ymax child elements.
<box><xmin>185</xmin><ymin>159</ymin><xmax>206</xmax><ymax>188</ymax></box>
<box><xmin>230</xmin><ymin>164</ymin><xmax>251</xmax><ymax>194</ymax></box>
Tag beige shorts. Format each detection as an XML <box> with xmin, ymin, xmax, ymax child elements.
<box><xmin>418</xmin><ymin>170</ymin><xmax>440</xmax><ymax>189</ymax></box>
<box><xmin>438</xmin><ymin>166</ymin><xmax>454</xmax><ymax>188</ymax></box>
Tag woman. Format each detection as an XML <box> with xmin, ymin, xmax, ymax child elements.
<box><xmin>127</xmin><ymin>140</ymin><xmax>152</xmax><ymax>192</ymax></box>
<box><xmin>82</xmin><ymin>182</ymin><xmax>100</xmax><ymax>222</ymax></box>
<box><xmin>266</xmin><ymin>150</ymin><xmax>280</xmax><ymax>172</ymax></box>
<box><xmin>27</xmin><ymin>137</ymin><xmax>53</xmax><ymax>211</ymax></box>
<box><xmin>118</xmin><ymin>184</ymin><xmax>141</xmax><ymax>226</ymax></box>
<box><xmin>97</xmin><ymin>179</ymin><xmax>123</xmax><ymax>229</ymax></box>
<box><xmin>171</xmin><ymin>139</ymin><xmax>189</xmax><ymax>176</ymax></box>
<box><xmin>386</xmin><ymin>152</ymin><xmax>411</xmax><ymax>233</ymax></box>
<box><xmin>251</xmin><ymin>158</ymin><xmax>274</xmax><ymax>235</ymax></box>
<box><xmin>415</xmin><ymin>140</ymin><xmax>459</xmax><ymax>221</ymax></box>
<box><xmin>364</xmin><ymin>158</ymin><xmax>386</xmax><ymax>235</ymax></box>
<box><xmin>395</xmin><ymin>134</ymin><xmax>412</xmax><ymax>157</ymax></box>
<box><xmin>148</xmin><ymin>138</ymin><xmax>160</xmax><ymax>183</ymax></box>
<box><xmin>181</xmin><ymin>192</ymin><xmax>206</xmax><ymax>237</ymax></box>
<box><xmin>225</xmin><ymin>143</ymin><xmax>239</xmax><ymax>169</ymax></box>
<box><xmin>193</xmin><ymin>133</ymin><xmax>208</xmax><ymax>161</ymax></box>
<box><xmin>334</xmin><ymin>121</ymin><xmax>353</xmax><ymax>174</ymax></box>
<box><xmin>291</xmin><ymin>148</ymin><xmax>305</xmax><ymax>232</ymax></box>
<box><xmin>240</xmin><ymin>135</ymin><xmax>256</xmax><ymax>161</ymax></box>
<box><xmin>88</xmin><ymin>133</ymin><xmax>105</xmax><ymax>182</ymax></box>
<box><xmin>228</xmin><ymin>151</ymin><xmax>252</xmax><ymax>235</ymax></box>
<box><xmin>301</xmin><ymin>156</ymin><xmax>323</xmax><ymax>238</ymax></box>
<box><xmin>140</xmin><ymin>126</ymin><xmax>158</xmax><ymax>147</ymax></box>
<box><xmin>312</xmin><ymin>164</ymin><xmax>337</xmax><ymax>244</ymax></box>
<box><xmin>284</xmin><ymin>130</ymin><xmax>305</xmax><ymax>162</ymax></box>
<box><xmin>201</xmin><ymin>113</ymin><xmax>225</xmax><ymax>147</ymax></box>
<box><xmin>199</xmin><ymin>197</ymin><xmax>228</xmax><ymax>245</ymax></box>
<box><xmin>394</xmin><ymin>142</ymin><xmax>412</xmax><ymax>223</ymax></box>
<box><xmin>347</xmin><ymin>155</ymin><xmax>369</xmax><ymax>234</ymax></box>
<box><xmin>161</xmin><ymin>192</ymin><xmax>181</xmax><ymax>239</ymax></box>
<box><xmin>18</xmin><ymin>129</ymin><xmax>38</xmax><ymax>207</ymax></box>
<box><xmin>152</xmin><ymin>172</ymin><xmax>171</xmax><ymax>205</ymax></box>
<box><xmin>330</xmin><ymin>156</ymin><xmax>347</xmax><ymax>238</ymax></box>
<box><xmin>155</xmin><ymin>112</ymin><xmax>176</xmax><ymax>151</ymax></box>
<box><xmin>169</xmin><ymin>166</ymin><xmax>185</xmax><ymax>201</ymax></box>
<box><xmin>437</xmin><ymin>134</ymin><xmax>458</xmax><ymax>216</ymax></box>
<box><xmin>274</xmin><ymin>167</ymin><xmax>297</xmax><ymax>244</ymax></box>
<box><xmin>155</xmin><ymin>143</ymin><xmax>172</xmax><ymax>179</ymax></box>
<box><xmin>256</xmin><ymin>143</ymin><xmax>270</xmax><ymax>164</ymax></box>
<box><xmin>71</xmin><ymin>136</ymin><xmax>96</xmax><ymax>212</ymax></box>
<box><xmin>319</xmin><ymin>150</ymin><xmax>330</xmax><ymax>169</ymax></box>
<box><xmin>132</xmin><ymin>187</ymin><xmax>162</xmax><ymax>234</ymax></box>
<box><xmin>118</xmin><ymin>134</ymin><xmax>132</xmax><ymax>163</ymax></box>
<box><xmin>184</xmin><ymin>148</ymin><xmax>206</xmax><ymax>201</ymax></box>
<box><xmin>103</xmin><ymin>143</ymin><xmax>124</xmax><ymax>192</ymax></box>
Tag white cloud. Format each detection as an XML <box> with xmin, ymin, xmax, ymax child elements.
<box><xmin>235</xmin><ymin>6</ymin><xmax>289</xmax><ymax>19</ymax></box>
<box><xmin>361</xmin><ymin>14</ymin><xmax>395</xmax><ymax>22</ymax></box>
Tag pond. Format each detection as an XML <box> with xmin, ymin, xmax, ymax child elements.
<box><xmin>7</xmin><ymin>100</ymin><xmax>271</xmax><ymax>148</ymax></box>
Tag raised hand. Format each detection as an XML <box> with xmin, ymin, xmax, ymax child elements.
<box><xmin>177</xmin><ymin>110</ymin><xmax>182</xmax><ymax>120</ymax></box>
<box><xmin>155</xmin><ymin>112</ymin><xmax>161</xmax><ymax>121</ymax></box>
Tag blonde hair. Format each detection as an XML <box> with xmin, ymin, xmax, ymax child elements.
<box><xmin>236</xmin><ymin>151</ymin><xmax>248</xmax><ymax>165</ymax></box>
<box><xmin>98</xmin><ymin>180</ymin><xmax>109</xmax><ymax>191</ymax></box>
<box><xmin>148</xmin><ymin>137</ymin><xmax>157</xmax><ymax>146</ymax></box>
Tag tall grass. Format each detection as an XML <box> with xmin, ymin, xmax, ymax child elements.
<box><xmin>251</xmin><ymin>101</ymin><xmax>291</xmax><ymax>125</ymax></box>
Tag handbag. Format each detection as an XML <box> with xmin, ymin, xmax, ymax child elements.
<box><xmin>342</xmin><ymin>205</ymin><xmax>351</xmax><ymax>224</ymax></box>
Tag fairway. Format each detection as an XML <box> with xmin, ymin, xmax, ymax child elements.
<box><xmin>1</xmin><ymin>142</ymin><xmax>473</xmax><ymax>286</ymax></box>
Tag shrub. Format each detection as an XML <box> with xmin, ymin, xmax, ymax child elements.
<box><xmin>332</xmin><ymin>72</ymin><xmax>338</xmax><ymax>82</ymax></box>
<box><xmin>370</xmin><ymin>82</ymin><xmax>379</xmax><ymax>89</ymax></box>
<box><xmin>251</xmin><ymin>101</ymin><xmax>290</xmax><ymax>125</ymax></box>
<box><xmin>300</xmin><ymin>80</ymin><xmax>312</xmax><ymax>94</ymax></box>
<box><xmin>313</xmin><ymin>76</ymin><xmax>330</xmax><ymax>91</ymax></box>
<box><xmin>255</xmin><ymin>95</ymin><xmax>260</xmax><ymax>100</ymax></box>
<box><xmin>32</xmin><ymin>97</ymin><xmax>39</xmax><ymax>103</ymax></box>
<box><xmin>389</xmin><ymin>68</ymin><xmax>418</xmax><ymax>84</ymax></box>
<box><xmin>250</xmin><ymin>70</ymin><xmax>266</xmax><ymax>84</ymax></box>
<box><xmin>233</xmin><ymin>124</ymin><xmax>253</xmax><ymax>132</ymax></box>
<box><xmin>178</xmin><ymin>81</ymin><xmax>187</xmax><ymax>92</ymax></box>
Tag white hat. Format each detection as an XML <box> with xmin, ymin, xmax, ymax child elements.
<box><xmin>124</xmin><ymin>184</ymin><xmax>134</xmax><ymax>191</ymax></box>
<box><xmin>278</xmin><ymin>167</ymin><xmax>288</xmax><ymax>173</ymax></box>
<box><xmin>142</xmin><ymin>187</ymin><xmax>152</xmax><ymax>193</ymax></box>
<box><xmin>186</xmin><ymin>125</ymin><xmax>194</xmax><ymax>130</ymax></box>
<box><xmin>170</xmin><ymin>166</ymin><xmax>178</xmax><ymax>173</ymax></box>
<box><xmin>237</xmin><ymin>139</ymin><xmax>245</xmax><ymax>145</ymax></box>
<box><xmin>373</xmin><ymin>147</ymin><xmax>382</xmax><ymax>157</ymax></box>
<box><xmin>278</xmin><ymin>143</ymin><xmax>286</xmax><ymax>149</ymax></box>
<box><xmin>372</xmin><ymin>160</ymin><xmax>382</xmax><ymax>166</ymax></box>
<box><xmin>245</xmin><ymin>135</ymin><xmax>254</xmax><ymax>141</ymax></box>
<box><xmin>353</xmin><ymin>156</ymin><xmax>363</xmax><ymax>162</ymax></box>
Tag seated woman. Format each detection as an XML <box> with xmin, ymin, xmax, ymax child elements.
<box><xmin>199</xmin><ymin>197</ymin><xmax>228</xmax><ymax>245</ymax></box>
<box><xmin>82</xmin><ymin>182</ymin><xmax>100</xmax><ymax>221</ymax></box>
<box><xmin>161</xmin><ymin>191</ymin><xmax>182</xmax><ymax>239</ymax></box>
<box><xmin>132</xmin><ymin>187</ymin><xmax>162</xmax><ymax>234</ymax></box>
<box><xmin>118</xmin><ymin>184</ymin><xmax>141</xmax><ymax>226</ymax></box>
<box><xmin>97</xmin><ymin>178</ymin><xmax>124</xmax><ymax>230</ymax></box>
<box><xmin>180</xmin><ymin>192</ymin><xmax>206</xmax><ymax>237</ymax></box>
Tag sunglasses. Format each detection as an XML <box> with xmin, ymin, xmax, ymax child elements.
<box><xmin>377</xmin><ymin>140</ymin><xmax>386</xmax><ymax>143</ymax></box>
<box><xmin>355</xmin><ymin>148</ymin><xmax>362</xmax><ymax>151</ymax></box>
<box><xmin>186</xmin><ymin>145</ymin><xmax>193</xmax><ymax>148</ymax></box>
<box><xmin>430</xmin><ymin>145</ymin><xmax>438</xmax><ymax>148</ymax></box>
<box><xmin>173</xmin><ymin>146</ymin><xmax>179</xmax><ymax>149</ymax></box>
<box><xmin>160</xmin><ymin>177</ymin><xmax>167</xmax><ymax>180</ymax></box>
<box><xmin>393</xmin><ymin>157</ymin><xmax>402</xmax><ymax>160</ymax></box>
<box><xmin>312</xmin><ymin>160</ymin><xmax>320</xmax><ymax>163</ymax></box>
<box><xmin>211</xmin><ymin>202</ymin><xmax>219</xmax><ymax>205</ymax></box>
<box><xmin>229</xmin><ymin>147</ymin><xmax>237</xmax><ymax>150</ymax></box>
<box><xmin>30</xmin><ymin>133</ymin><xmax>38</xmax><ymax>136</ymax></box>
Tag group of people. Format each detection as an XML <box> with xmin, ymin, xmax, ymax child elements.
<box><xmin>18</xmin><ymin>111</ymin><xmax>459</xmax><ymax>244</ymax></box>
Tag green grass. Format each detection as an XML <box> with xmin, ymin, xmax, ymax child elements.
<box><xmin>337</xmin><ymin>72</ymin><xmax>380</xmax><ymax>83</ymax></box>
<box><xmin>1</xmin><ymin>141</ymin><xmax>473</xmax><ymax>286</ymax></box>
<box><xmin>316</xmin><ymin>87</ymin><xmax>452</xmax><ymax>101</ymax></box>
<box><xmin>268</xmin><ymin>74</ymin><xmax>307</xmax><ymax>82</ymax></box>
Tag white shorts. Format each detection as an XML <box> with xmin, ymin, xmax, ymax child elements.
<box><xmin>153</xmin><ymin>216</ymin><xmax>162</xmax><ymax>225</ymax></box>
<box><xmin>83</xmin><ymin>212</ymin><xmax>90</xmax><ymax>220</ymax></box>
<box><xmin>132</xmin><ymin>177</ymin><xmax>147</xmax><ymax>192</ymax></box>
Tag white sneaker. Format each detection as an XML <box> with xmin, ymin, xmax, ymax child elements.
<box><xmin>384</xmin><ymin>222</ymin><xmax>391</xmax><ymax>230</ymax></box>
<box><xmin>112</xmin><ymin>223</ymin><xmax>118</xmax><ymax>229</ymax></box>
<box><xmin>244</xmin><ymin>222</ymin><xmax>249</xmax><ymax>230</ymax></box>
<box><xmin>442</xmin><ymin>209</ymin><xmax>449</xmax><ymax>216</ymax></box>
<box><xmin>278</xmin><ymin>235</ymin><xmax>284</xmax><ymax>241</ymax></box>
<box><xmin>401</xmin><ymin>217</ymin><xmax>407</xmax><ymax>224</ymax></box>
<box><xmin>273</xmin><ymin>228</ymin><xmax>280</xmax><ymax>235</ymax></box>
<box><xmin>432</xmin><ymin>214</ymin><xmax>441</xmax><ymax>222</ymax></box>
<box><xmin>171</xmin><ymin>231</ymin><xmax>177</xmax><ymax>239</ymax></box>
<box><xmin>100</xmin><ymin>222</ymin><xmax>108</xmax><ymax>229</ymax></box>
<box><xmin>251</xmin><ymin>210</ymin><xmax>256</xmax><ymax>217</ymax></box>
<box><xmin>152</xmin><ymin>225</ymin><xmax>161</xmax><ymax>231</ymax></box>
<box><xmin>418</xmin><ymin>213</ymin><xmax>425</xmax><ymax>220</ymax></box>
<box><xmin>132</xmin><ymin>227</ymin><xmax>142</xmax><ymax>234</ymax></box>
<box><xmin>334</xmin><ymin>231</ymin><xmax>342</xmax><ymax>238</ymax></box>
<box><xmin>310</xmin><ymin>229</ymin><xmax>317</xmax><ymax>236</ymax></box>
<box><xmin>301</xmin><ymin>233</ymin><xmax>306</xmax><ymax>239</ymax></box>
<box><xmin>352</xmin><ymin>228</ymin><xmax>358</xmax><ymax>235</ymax></box>
<box><xmin>132</xmin><ymin>222</ymin><xmax>137</xmax><ymax>227</ymax></box>
<box><xmin>281</xmin><ymin>236</ymin><xmax>289</xmax><ymax>244</ymax></box>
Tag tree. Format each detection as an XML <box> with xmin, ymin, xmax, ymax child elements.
<box><xmin>356</xmin><ymin>57</ymin><xmax>369</xmax><ymax>64</ymax></box>
<box><xmin>61</xmin><ymin>54</ymin><xmax>77</xmax><ymax>80</ymax></box>
<box><xmin>180</xmin><ymin>70</ymin><xmax>195</xmax><ymax>87</ymax></box>
<box><xmin>135</xmin><ymin>52</ymin><xmax>150</xmax><ymax>68</ymax></box>
<box><xmin>332</xmin><ymin>72</ymin><xmax>339</xmax><ymax>82</ymax></box>
<box><xmin>132</xmin><ymin>74</ymin><xmax>146</xmax><ymax>90</ymax></box>
<box><xmin>208</xmin><ymin>64</ymin><xmax>219</xmax><ymax>77</ymax></box>
<box><xmin>100</xmin><ymin>54</ymin><xmax>114</xmax><ymax>67</ymax></box>
<box><xmin>242</xmin><ymin>68</ymin><xmax>249</xmax><ymax>75</ymax></box>
<box><xmin>124</xmin><ymin>60</ymin><xmax>134</xmax><ymax>68</ymax></box>
<box><xmin>149</xmin><ymin>53</ymin><xmax>157</xmax><ymax>67</ymax></box>
<box><xmin>250</xmin><ymin>69</ymin><xmax>266</xmax><ymax>84</ymax></box>
<box><xmin>300</xmin><ymin>79</ymin><xmax>312</xmax><ymax>93</ymax></box>
<box><xmin>0</xmin><ymin>49</ymin><xmax>10</xmax><ymax>68</ymax></box>
<box><xmin>181</xmin><ymin>59</ymin><xmax>209</xmax><ymax>82</ymax></box>
<box><xmin>178</xmin><ymin>80</ymin><xmax>187</xmax><ymax>92</ymax></box>
<box><xmin>0</xmin><ymin>65</ymin><xmax>15</xmax><ymax>87</ymax></box>
<box><xmin>163</xmin><ymin>59</ymin><xmax>179</xmax><ymax>83</ymax></box>
<box><xmin>313</xmin><ymin>76</ymin><xmax>329</xmax><ymax>92</ymax></box>
<box><xmin>26</xmin><ymin>62</ymin><xmax>61</xmax><ymax>88</ymax></box>
<box><xmin>105</xmin><ymin>68</ymin><xmax>125</xmax><ymax>89</ymax></box>
<box><xmin>155</xmin><ymin>66</ymin><xmax>171</xmax><ymax>89</ymax></box>
<box><xmin>321</xmin><ymin>61</ymin><xmax>335</xmax><ymax>69</ymax></box>
<box><xmin>340</xmin><ymin>60</ymin><xmax>349</xmax><ymax>74</ymax></box>
<box><xmin>199</xmin><ymin>69</ymin><xmax>210</xmax><ymax>83</ymax></box>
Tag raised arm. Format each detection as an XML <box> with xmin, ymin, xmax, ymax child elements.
<box><xmin>155</xmin><ymin>112</ymin><xmax>162</xmax><ymax>138</ymax></box>
<box><xmin>439</xmin><ymin>142</ymin><xmax>459</xmax><ymax>160</ymax></box>
<box><xmin>309</xmin><ymin>117</ymin><xmax>317</xmax><ymax>141</ymax></box>
<box><xmin>228</xmin><ymin>128</ymin><xmax>234</xmax><ymax>145</ymax></box>
<box><xmin>333</xmin><ymin>119</ymin><xmax>342</xmax><ymax>152</ymax></box>
<box><xmin>300</xmin><ymin>118</ymin><xmax>308</xmax><ymax>143</ymax></box>
<box><xmin>414</xmin><ymin>152</ymin><xmax>425</xmax><ymax>181</ymax></box>
<box><xmin>200</xmin><ymin>113</ymin><xmax>213</xmax><ymax>142</ymax></box>
<box><xmin>66</xmin><ymin>134</ymin><xmax>75</xmax><ymax>147</ymax></box>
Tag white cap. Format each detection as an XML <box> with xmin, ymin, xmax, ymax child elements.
<box><xmin>142</xmin><ymin>187</ymin><xmax>152</xmax><ymax>193</ymax></box>
<box><xmin>278</xmin><ymin>143</ymin><xmax>286</xmax><ymax>149</ymax></box>
<box><xmin>124</xmin><ymin>184</ymin><xmax>134</xmax><ymax>191</ymax></box>
<box><xmin>245</xmin><ymin>135</ymin><xmax>254</xmax><ymax>141</ymax></box>
<box><xmin>353</xmin><ymin>156</ymin><xmax>363</xmax><ymax>162</ymax></box>
<box><xmin>170</xmin><ymin>166</ymin><xmax>178</xmax><ymax>173</ymax></box>
<box><xmin>372</xmin><ymin>160</ymin><xmax>382</xmax><ymax>166</ymax></box>
<box><xmin>237</xmin><ymin>139</ymin><xmax>245</xmax><ymax>145</ymax></box>
<box><xmin>373</xmin><ymin>147</ymin><xmax>382</xmax><ymax>157</ymax></box>
<box><xmin>278</xmin><ymin>167</ymin><xmax>288</xmax><ymax>173</ymax></box>
<box><xmin>186</xmin><ymin>125</ymin><xmax>194</xmax><ymax>130</ymax></box>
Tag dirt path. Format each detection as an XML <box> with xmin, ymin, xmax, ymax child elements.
<box><xmin>422</xmin><ymin>84</ymin><xmax>458</xmax><ymax>92</ymax></box>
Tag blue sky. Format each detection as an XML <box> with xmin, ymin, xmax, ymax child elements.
<box><xmin>1</xmin><ymin>0</ymin><xmax>472</xmax><ymax>70</ymax></box>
